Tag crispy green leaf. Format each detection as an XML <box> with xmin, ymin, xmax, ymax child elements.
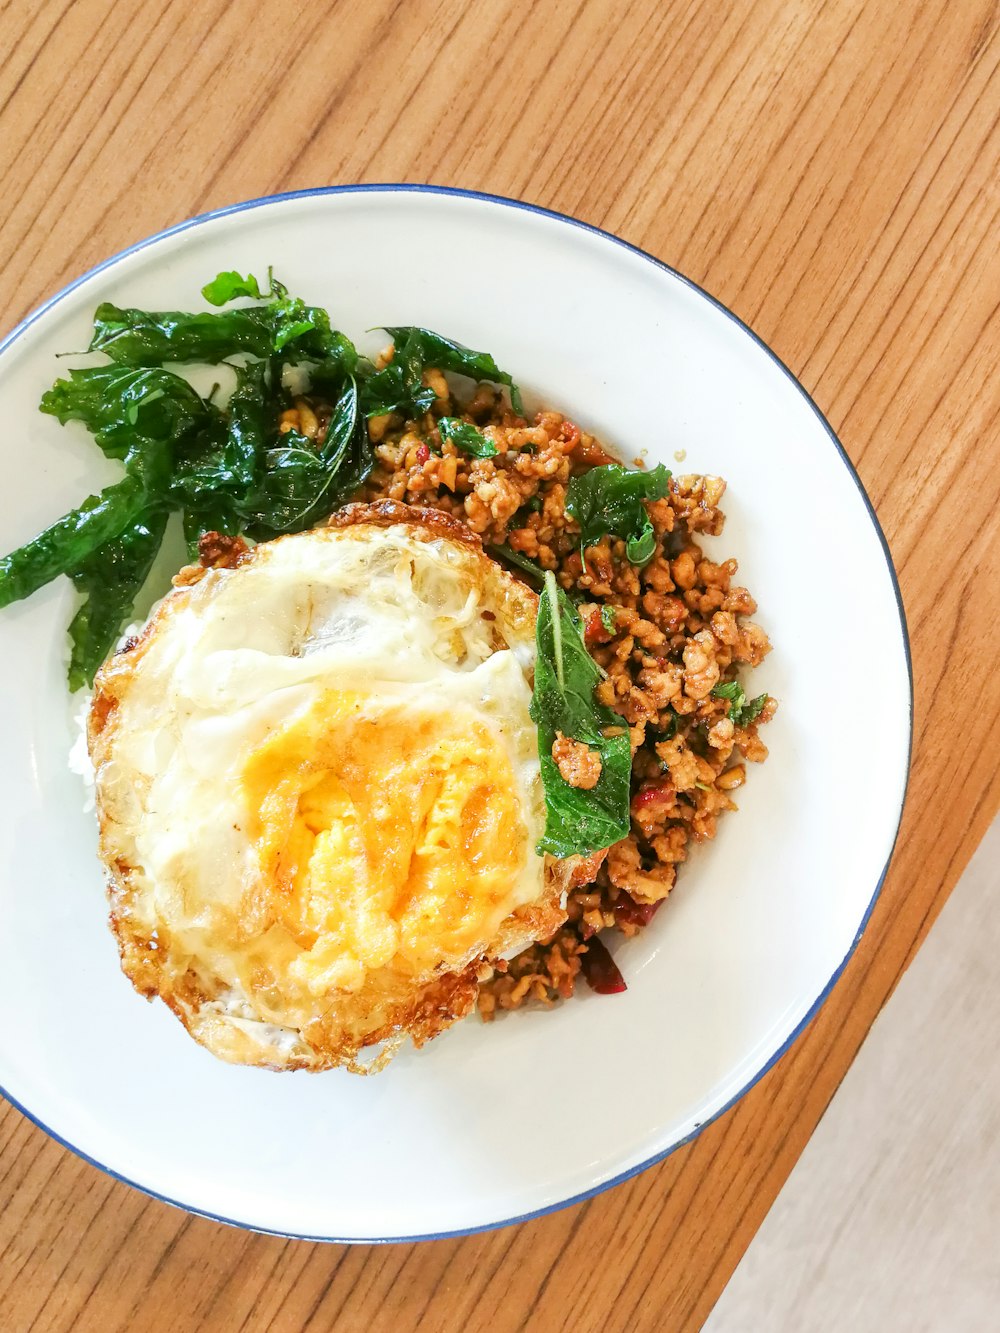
<box><xmin>89</xmin><ymin>290</ymin><xmax>355</xmax><ymax>367</ymax></box>
<box><xmin>305</xmin><ymin>337</ymin><xmax>362</xmax><ymax>389</ymax></box>
<box><xmin>711</xmin><ymin>679</ymin><xmax>769</xmax><ymax>726</ymax></box>
<box><xmin>0</xmin><ymin>439</ymin><xmax>171</xmax><ymax>611</ymax></box>
<box><xmin>565</xmin><ymin>463</ymin><xmax>671</xmax><ymax>567</ymax></box>
<box><xmin>169</xmin><ymin>359</ymin><xmax>268</xmax><ymax>503</ymax></box>
<box><xmin>182</xmin><ymin>504</ymin><xmax>241</xmax><ymax>559</ymax></box>
<box><xmin>67</xmin><ymin>510</ymin><xmax>168</xmax><ymax>690</ymax></box>
<box><xmin>219</xmin><ymin>358</ymin><xmax>269</xmax><ymax>490</ymax></box>
<box><xmin>201</xmin><ymin>271</ymin><xmax>263</xmax><ymax>305</ymax></box>
<box><xmin>40</xmin><ymin>366</ymin><xmax>218</xmax><ymax>461</ymax></box>
<box><xmin>530</xmin><ymin>572</ymin><xmax>632</xmax><ymax>857</ymax></box>
<box><xmin>361</xmin><ymin>326</ymin><xmax>523</xmax><ymax>420</ymax></box>
<box><xmin>438</xmin><ymin>417</ymin><xmax>497</xmax><ymax>457</ymax></box>
<box><xmin>245</xmin><ymin>377</ymin><xmax>370</xmax><ymax>536</ymax></box>
<box><xmin>358</xmin><ymin>329</ymin><xmax>437</xmax><ymax>420</ymax></box>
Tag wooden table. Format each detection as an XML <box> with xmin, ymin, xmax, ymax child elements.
<box><xmin>1</xmin><ymin>1</ymin><xmax>998</xmax><ymax>1328</ymax></box>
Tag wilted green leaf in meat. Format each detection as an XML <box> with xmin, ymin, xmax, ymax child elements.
<box><xmin>710</xmin><ymin>679</ymin><xmax>769</xmax><ymax>726</ymax></box>
<box><xmin>437</xmin><ymin>417</ymin><xmax>498</xmax><ymax>457</ymax></box>
<box><xmin>565</xmin><ymin>463</ymin><xmax>671</xmax><ymax>566</ymax></box>
<box><xmin>530</xmin><ymin>572</ymin><xmax>632</xmax><ymax>857</ymax></box>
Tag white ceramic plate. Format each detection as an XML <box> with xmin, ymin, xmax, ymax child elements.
<box><xmin>0</xmin><ymin>187</ymin><xmax>911</xmax><ymax>1241</ymax></box>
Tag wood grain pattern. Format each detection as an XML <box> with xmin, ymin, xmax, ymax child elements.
<box><xmin>1</xmin><ymin>0</ymin><xmax>998</xmax><ymax>1329</ymax></box>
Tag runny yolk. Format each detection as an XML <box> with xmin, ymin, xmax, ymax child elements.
<box><xmin>241</xmin><ymin>691</ymin><xmax>527</xmax><ymax>994</ymax></box>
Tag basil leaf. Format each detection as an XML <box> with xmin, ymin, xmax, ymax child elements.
<box><xmin>565</xmin><ymin>463</ymin><xmax>671</xmax><ymax>567</ymax></box>
<box><xmin>359</xmin><ymin>327</ymin><xmax>437</xmax><ymax>419</ymax></box>
<box><xmin>711</xmin><ymin>679</ymin><xmax>769</xmax><ymax>726</ymax></box>
<box><xmin>530</xmin><ymin>572</ymin><xmax>632</xmax><ymax>857</ymax></box>
<box><xmin>182</xmin><ymin>504</ymin><xmax>241</xmax><ymax>559</ymax></box>
<box><xmin>168</xmin><ymin>361</ymin><xmax>268</xmax><ymax>510</ymax></box>
<box><xmin>89</xmin><ymin>290</ymin><xmax>355</xmax><ymax>368</ymax></box>
<box><xmin>488</xmin><ymin>544</ymin><xmax>546</xmax><ymax>585</ymax></box>
<box><xmin>201</xmin><ymin>271</ymin><xmax>263</xmax><ymax>305</ymax></box>
<box><xmin>40</xmin><ymin>366</ymin><xmax>218</xmax><ymax>461</ymax></box>
<box><xmin>380</xmin><ymin>326</ymin><xmax>524</xmax><ymax>415</ymax></box>
<box><xmin>488</xmin><ymin>547</ymin><xmax>586</xmax><ymax>606</ymax></box>
<box><xmin>0</xmin><ymin>440</ymin><xmax>172</xmax><ymax>611</ymax></box>
<box><xmin>245</xmin><ymin>377</ymin><xmax>370</xmax><ymax>537</ymax></box>
<box><xmin>438</xmin><ymin>417</ymin><xmax>497</xmax><ymax>457</ymax></box>
<box><xmin>67</xmin><ymin>509</ymin><xmax>168</xmax><ymax>690</ymax></box>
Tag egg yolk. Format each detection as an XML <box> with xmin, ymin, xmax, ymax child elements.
<box><xmin>241</xmin><ymin>691</ymin><xmax>528</xmax><ymax>994</ymax></box>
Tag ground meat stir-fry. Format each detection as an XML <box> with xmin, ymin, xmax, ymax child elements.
<box><xmin>356</xmin><ymin>368</ymin><xmax>775</xmax><ymax>1017</ymax></box>
<box><xmin>551</xmin><ymin>733</ymin><xmax>603</xmax><ymax>790</ymax></box>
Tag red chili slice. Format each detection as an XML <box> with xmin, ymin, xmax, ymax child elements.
<box><xmin>415</xmin><ymin>443</ymin><xmax>430</xmax><ymax>464</ymax></box>
<box><xmin>584</xmin><ymin>609</ymin><xmax>612</xmax><ymax>645</ymax></box>
<box><xmin>631</xmin><ymin>779</ymin><xmax>675</xmax><ymax>812</ymax></box>
<box><xmin>560</xmin><ymin>419</ymin><xmax>581</xmax><ymax>447</ymax></box>
<box><xmin>612</xmin><ymin>892</ymin><xmax>665</xmax><ymax>930</ymax></box>
<box><xmin>580</xmin><ymin>936</ymin><xmax>627</xmax><ymax>994</ymax></box>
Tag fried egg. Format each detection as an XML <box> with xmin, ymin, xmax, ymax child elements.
<box><xmin>89</xmin><ymin>503</ymin><xmax>571</xmax><ymax>1072</ymax></box>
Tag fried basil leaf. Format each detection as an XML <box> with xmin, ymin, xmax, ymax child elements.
<box><xmin>565</xmin><ymin>463</ymin><xmax>671</xmax><ymax>566</ymax></box>
<box><xmin>169</xmin><ymin>360</ymin><xmax>269</xmax><ymax>507</ymax></box>
<box><xmin>358</xmin><ymin>328</ymin><xmax>437</xmax><ymax>420</ymax></box>
<box><xmin>182</xmin><ymin>504</ymin><xmax>241</xmax><ymax>559</ymax></box>
<box><xmin>245</xmin><ymin>377</ymin><xmax>370</xmax><ymax>536</ymax></box>
<box><xmin>438</xmin><ymin>417</ymin><xmax>497</xmax><ymax>457</ymax></box>
<box><xmin>530</xmin><ymin>572</ymin><xmax>632</xmax><ymax>857</ymax></box>
<box><xmin>89</xmin><ymin>278</ymin><xmax>356</xmax><ymax>368</ymax></box>
<box><xmin>0</xmin><ymin>441</ymin><xmax>171</xmax><ymax>611</ymax></box>
<box><xmin>361</xmin><ymin>326</ymin><xmax>523</xmax><ymax>420</ymax></box>
<box><xmin>201</xmin><ymin>270</ymin><xmax>264</xmax><ymax>305</ymax></box>
<box><xmin>40</xmin><ymin>366</ymin><xmax>218</xmax><ymax>461</ymax></box>
<box><xmin>67</xmin><ymin>509</ymin><xmax>168</xmax><ymax>690</ymax></box>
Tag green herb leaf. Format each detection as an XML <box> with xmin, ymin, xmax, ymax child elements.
<box><xmin>711</xmin><ymin>679</ymin><xmax>769</xmax><ymax>726</ymax></box>
<box><xmin>358</xmin><ymin>328</ymin><xmax>437</xmax><ymax>420</ymax></box>
<box><xmin>530</xmin><ymin>572</ymin><xmax>632</xmax><ymax>857</ymax></box>
<box><xmin>67</xmin><ymin>509</ymin><xmax>168</xmax><ymax>690</ymax></box>
<box><xmin>658</xmin><ymin>710</ymin><xmax>679</xmax><ymax>741</ymax></box>
<box><xmin>488</xmin><ymin>545</ymin><xmax>587</xmax><ymax>605</ymax></box>
<box><xmin>167</xmin><ymin>360</ymin><xmax>268</xmax><ymax>513</ymax></box>
<box><xmin>182</xmin><ymin>504</ymin><xmax>241</xmax><ymax>560</ymax></box>
<box><xmin>40</xmin><ymin>366</ymin><xmax>218</xmax><ymax>461</ymax></box>
<box><xmin>245</xmin><ymin>377</ymin><xmax>370</xmax><ymax>536</ymax></box>
<box><xmin>375</xmin><ymin>326</ymin><xmax>524</xmax><ymax>416</ymax></box>
<box><xmin>565</xmin><ymin>463</ymin><xmax>671</xmax><ymax>567</ymax></box>
<box><xmin>600</xmin><ymin>605</ymin><xmax>616</xmax><ymax>634</ymax></box>
<box><xmin>0</xmin><ymin>440</ymin><xmax>172</xmax><ymax>611</ymax></box>
<box><xmin>89</xmin><ymin>287</ymin><xmax>356</xmax><ymax>368</ymax></box>
<box><xmin>201</xmin><ymin>271</ymin><xmax>263</xmax><ymax>305</ymax></box>
<box><xmin>487</xmin><ymin>544</ymin><xmax>546</xmax><ymax>586</ymax></box>
<box><xmin>438</xmin><ymin>417</ymin><xmax>498</xmax><ymax>457</ymax></box>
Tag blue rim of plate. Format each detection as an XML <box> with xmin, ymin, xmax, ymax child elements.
<box><xmin>0</xmin><ymin>184</ymin><xmax>913</xmax><ymax>1245</ymax></box>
